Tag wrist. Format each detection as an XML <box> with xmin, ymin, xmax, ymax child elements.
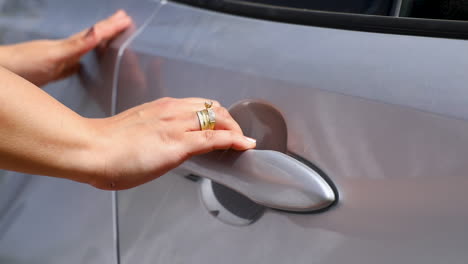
<box><xmin>72</xmin><ymin>117</ymin><xmax>116</xmax><ymax>190</ymax></box>
<box><xmin>54</xmin><ymin>116</ymin><xmax>108</xmax><ymax>188</ymax></box>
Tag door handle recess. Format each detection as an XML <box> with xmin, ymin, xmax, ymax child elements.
<box><xmin>182</xmin><ymin>149</ymin><xmax>336</xmax><ymax>212</ymax></box>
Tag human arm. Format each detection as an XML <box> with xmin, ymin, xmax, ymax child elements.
<box><xmin>0</xmin><ymin>67</ymin><xmax>255</xmax><ymax>190</ymax></box>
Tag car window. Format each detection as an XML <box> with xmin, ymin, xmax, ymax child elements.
<box><xmin>172</xmin><ymin>0</ymin><xmax>468</xmax><ymax>39</ymax></box>
<box><xmin>217</xmin><ymin>0</ymin><xmax>394</xmax><ymax>15</ymax></box>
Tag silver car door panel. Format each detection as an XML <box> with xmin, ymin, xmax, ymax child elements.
<box><xmin>115</xmin><ymin>2</ymin><xmax>468</xmax><ymax>264</ymax></box>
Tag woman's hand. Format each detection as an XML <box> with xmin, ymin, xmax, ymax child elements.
<box><xmin>0</xmin><ymin>10</ymin><xmax>132</xmax><ymax>86</ymax></box>
<box><xmin>0</xmin><ymin>64</ymin><xmax>254</xmax><ymax>190</ymax></box>
<box><xmin>86</xmin><ymin>97</ymin><xmax>256</xmax><ymax>190</ymax></box>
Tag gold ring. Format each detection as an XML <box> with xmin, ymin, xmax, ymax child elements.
<box><xmin>196</xmin><ymin>111</ymin><xmax>208</xmax><ymax>130</ymax></box>
<box><xmin>205</xmin><ymin>101</ymin><xmax>213</xmax><ymax>109</ymax></box>
<box><xmin>196</xmin><ymin>102</ymin><xmax>216</xmax><ymax>130</ymax></box>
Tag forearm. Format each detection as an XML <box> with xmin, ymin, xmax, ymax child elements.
<box><xmin>0</xmin><ymin>44</ymin><xmax>21</xmax><ymax>76</ymax></box>
<box><xmin>0</xmin><ymin>65</ymin><xmax>255</xmax><ymax>191</ymax></box>
<box><xmin>0</xmin><ymin>66</ymin><xmax>98</xmax><ymax>183</ymax></box>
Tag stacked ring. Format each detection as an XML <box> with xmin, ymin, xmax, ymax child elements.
<box><xmin>197</xmin><ymin>101</ymin><xmax>216</xmax><ymax>130</ymax></box>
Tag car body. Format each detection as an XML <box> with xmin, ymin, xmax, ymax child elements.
<box><xmin>1</xmin><ymin>0</ymin><xmax>468</xmax><ymax>263</ymax></box>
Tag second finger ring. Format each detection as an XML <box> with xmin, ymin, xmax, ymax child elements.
<box><xmin>196</xmin><ymin>110</ymin><xmax>209</xmax><ymax>130</ymax></box>
<box><xmin>205</xmin><ymin>108</ymin><xmax>216</xmax><ymax>130</ymax></box>
<box><xmin>196</xmin><ymin>108</ymin><xmax>216</xmax><ymax>131</ymax></box>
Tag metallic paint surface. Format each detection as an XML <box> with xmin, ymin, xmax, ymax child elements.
<box><xmin>116</xmin><ymin>2</ymin><xmax>468</xmax><ymax>264</ymax></box>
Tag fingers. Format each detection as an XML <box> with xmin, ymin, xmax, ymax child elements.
<box><xmin>150</xmin><ymin>97</ymin><xmax>239</xmax><ymax>132</ymax></box>
<box><xmin>184</xmin><ymin>130</ymin><xmax>256</xmax><ymax>155</ymax></box>
<box><xmin>183</xmin><ymin>98</ymin><xmax>221</xmax><ymax>107</ymax></box>
<box><xmin>58</xmin><ymin>10</ymin><xmax>132</xmax><ymax>59</ymax></box>
<box><xmin>187</xmin><ymin>106</ymin><xmax>242</xmax><ymax>133</ymax></box>
<box><xmin>157</xmin><ymin>97</ymin><xmax>221</xmax><ymax>108</ymax></box>
<box><xmin>89</xmin><ymin>10</ymin><xmax>132</xmax><ymax>46</ymax></box>
<box><xmin>159</xmin><ymin>98</ymin><xmax>240</xmax><ymax>133</ymax></box>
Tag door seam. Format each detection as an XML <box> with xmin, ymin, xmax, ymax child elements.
<box><xmin>110</xmin><ymin>2</ymin><xmax>166</xmax><ymax>264</ymax></box>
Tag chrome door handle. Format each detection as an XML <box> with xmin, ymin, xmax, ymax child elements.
<box><xmin>182</xmin><ymin>149</ymin><xmax>336</xmax><ymax>212</ymax></box>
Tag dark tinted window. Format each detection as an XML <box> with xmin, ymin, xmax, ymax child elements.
<box><xmin>172</xmin><ymin>0</ymin><xmax>468</xmax><ymax>39</ymax></box>
<box><xmin>229</xmin><ymin>0</ymin><xmax>394</xmax><ymax>15</ymax></box>
<box><xmin>402</xmin><ymin>0</ymin><xmax>468</xmax><ymax>20</ymax></box>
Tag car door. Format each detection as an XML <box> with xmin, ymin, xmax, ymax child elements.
<box><xmin>0</xmin><ymin>1</ymin><xmax>156</xmax><ymax>263</ymax></box>
<box><xmin>114</xmin><ymin>1</ymin><xmax>468</xmax><ymax>264</ymax></box>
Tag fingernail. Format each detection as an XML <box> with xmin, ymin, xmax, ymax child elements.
<box><xmin>244</xmin><ymin>137</ymin><xmax>256</xmax><ymax>143</ymax></box>
<box><xmin>85</xmin><ymin>26</ymin><xmax>95</xmax><ymax>40</ymax></box>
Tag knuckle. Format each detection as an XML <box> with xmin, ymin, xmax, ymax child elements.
<box><xmin>216</xmin><ymin>107</ymin><xmax>230</xmax><ymax>119</ymax></box>
<box><xmin>212</xmin><ymin>100</ymin><xmax>221</xmax><ymax>107</ymax></box>
<box><xmin>227</xmin><ymin>130</ymin><xmax>237</xmax><ymax>139</ymax></box>
<box><xmin>135</xmin><ymin>109</ymin><xmax>146</xmax><ymax>118</ymax></box>
<box><xmin>203</xmin><ymin>130</ymin><xmax>217</xmax><ymax>142</ymax></box>
<box><xmin>159</xmin><ymin>97</ymin><xmax>177</xmax><ymax>108</ymax></box>
<box><xmin>64</xmin><ymin>36</ymin><xmax>81</xmax><ymax>48</ymax></box>
<box><xmin>158</xmin><ymin>97</ymin><xmax>171</xmax><ymax>103</ymax></box>
<box><xmin>187</xmin><ymin>111</ymin><xmax>198</xmax><ymax>123</ymax></box>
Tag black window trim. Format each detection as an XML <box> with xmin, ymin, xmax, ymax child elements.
<box><xmin>171</xmin><ymin>0</ymin><xmax>468</xmax><ymax>39</ymax></box>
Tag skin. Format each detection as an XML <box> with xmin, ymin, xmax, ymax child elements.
<box><xmin>0</xmin><ymin>10</ymin><xmax>133</xmax><ymax>86</ymax></box>
<box><xmin>0</xmin><ymin>10</ymin><xmax>256</xmax><ymax>190</ymax></box>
